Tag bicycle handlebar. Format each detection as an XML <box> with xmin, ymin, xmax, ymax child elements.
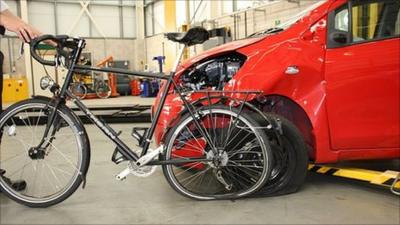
<box><xmin>30</xmin><ymin>35</ymin><xmax>81</xmax><ymax>67</ymax></box>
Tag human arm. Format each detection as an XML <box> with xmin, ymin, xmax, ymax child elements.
<box><xmin>0</xmin><ymin>3</ymin><xmax>41</xmax><ymax>42</ymax></box>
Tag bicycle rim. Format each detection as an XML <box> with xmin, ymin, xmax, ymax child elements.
<box><xmin>0</xmin><ymin>102</ymin><xmax>84</xmax><ymax>204</ymax></box>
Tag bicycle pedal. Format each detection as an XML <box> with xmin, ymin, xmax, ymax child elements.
<box><xmin>12</xmin><ymin>180</ymin><xmax>27</xmax><ymax>191</ymax></box>
<box><xmin>131</xmin><ymin>127</ymin><xmax>149</xmax><ymax>146</ymax></box>
<box><xmin>115</xmin><ymin>167</ymin><xmax>131</xmax><ymax>181</ymax></box>
<box><xmin>0</xmin><ymin>173</ymin><xmax>26</xmax><ymax>191</ymax></box>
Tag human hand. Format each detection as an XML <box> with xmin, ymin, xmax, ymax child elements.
<box><xmin>8</xmin><ymin>21</ymin><xmax>41</xmax><ymax>43</ymax></box>
<box><xmin>0</xmin><ymin>10</ymin><xmax>42</xmax><ymax>43</ymax></box>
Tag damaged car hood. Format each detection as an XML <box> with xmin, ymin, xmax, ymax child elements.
<box><xmin>180</xmin><ymin>36</ymin><xmax>265</xmax><ymax>69</ymax></box>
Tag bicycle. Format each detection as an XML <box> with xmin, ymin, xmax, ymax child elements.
<box><xmin>0</xmin><ymin>27</ymin><xmax>273</xmax><ymax>208</ymax></box>
<box><xmin>70</xmin><ymin>73</ymin><xmax>111</xmax><ymax>100</ymax></box>
<box><xmin>92</xmin><ymin>72</ymin><xmax>111</xmax><ymax>99</ymax></box>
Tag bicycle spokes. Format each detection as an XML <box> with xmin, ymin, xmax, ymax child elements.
<box><xmin>164</xmin><ymin>106</ymin><xmax>270</xmax><ymax>199</ymax></box>
<box><xmin>0</xmin><ymin>102</ymin><xmax>86</xmax><ymax>205</ymax></box>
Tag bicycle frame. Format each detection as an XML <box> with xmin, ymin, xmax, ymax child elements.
<box><xmin>39</xmin><ymin>40</ymin><xmax>214</xmax><ymax>166</ymax></box>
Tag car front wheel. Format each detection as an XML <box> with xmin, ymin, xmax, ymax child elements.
<box><xmin>254</xmin><ymin>113</ymin><xmax>309</xmax><ymax>197</ymax></box>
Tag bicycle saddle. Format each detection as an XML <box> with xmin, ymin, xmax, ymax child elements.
<box><xmin>165</xmin><ymin>27</ymin><xmax>210</xmax><ymax>46</ymax></box>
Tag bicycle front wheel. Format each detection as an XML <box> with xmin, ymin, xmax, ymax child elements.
<box><xmin>0</xmin><ymin>98</ymin><xmax>90</xmax><ymax>207</ymax></box>
<box><xmin>162</xmin><ymin>105</ymin><xmax>272</xmax><ymax>200</ymax></box>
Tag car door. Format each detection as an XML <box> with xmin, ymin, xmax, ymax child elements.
<box><xmin>325</xmin><ymin>0</ymin><xmax>400</xmax><ymax>150</ymax></box>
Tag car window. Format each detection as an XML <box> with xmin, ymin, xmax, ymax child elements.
<box><xmin>352</xmin><ymin>0</ymin><xmax>400</xmax><ymax>43</ymax></box>
<box><xmin>335</xmin><ymin>8</ymin><xmax>349</xmax><ymax>32</ymax></box>
<box><xmin>328</xmin><ymin>0</ymin><xmax>400</xmax><ymax>48</ymax></box>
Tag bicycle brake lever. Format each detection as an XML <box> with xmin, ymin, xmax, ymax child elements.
<box><xmin>17</xmin><ymin>42</ymin><xmax>24</xmax><ymax>60</ymax></box>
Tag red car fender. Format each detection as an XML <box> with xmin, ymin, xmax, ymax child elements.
<box><xmin>223</xmin><ymin>15</ymin><xmax>331</xmax><ymax>161</ymax></box>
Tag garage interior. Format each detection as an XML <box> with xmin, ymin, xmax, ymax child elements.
<box><xmin>0</xmin><ymin>0</ymin><xmax>399</xmax><ymax>224</ymax></box>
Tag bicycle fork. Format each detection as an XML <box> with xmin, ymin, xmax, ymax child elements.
<box><xmin>35</xmin><ymin>97</ymin><xmax>64</xmax><ymax>150</ymax></box>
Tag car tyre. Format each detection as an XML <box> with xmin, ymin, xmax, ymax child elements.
<box><xmin>254</xmin><ymin>113</ymin><xmax>309</xmax><ymax>197</ymax></box>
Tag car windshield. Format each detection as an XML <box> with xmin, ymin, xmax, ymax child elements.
<box><xmin>249</xmin><ymin>0</ymin><xmax>328</xmax><ymax>37</ymax></box>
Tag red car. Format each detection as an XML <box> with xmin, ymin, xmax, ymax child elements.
<box><xmin>154</xmin><ymin>0</ymin><xmax>400</xmax><ymax>196</ymax></box>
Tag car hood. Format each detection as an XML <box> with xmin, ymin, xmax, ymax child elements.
<box><xmin>178</xmin><ymin>0</ymin><xmax>333</xmax><ymax>70</ymax></box>
<box><xmin>180</xmin><ymin>36</ymin><xmax>265</xmax><ymax>68</ymax></box>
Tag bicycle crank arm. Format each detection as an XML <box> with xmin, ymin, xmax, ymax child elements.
<box><xmin>115</xmin><ymin>145</ymin><xmax>164</xmax><ymax>181</ymax></box>
<box><xmin>136</xmin><ymin>145</ymin><xmax>164</xmax><ymax>167</ymax></box>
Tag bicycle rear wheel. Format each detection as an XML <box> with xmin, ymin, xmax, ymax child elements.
<box><xmin>0</xmin><ymin>98</ymin><xmax>90</xmax><ymax>207</ymax></box>
<box><xmin>162</xmin><ymin>105</ymin><xmax>272</xmax><ymax>200</ymax></box>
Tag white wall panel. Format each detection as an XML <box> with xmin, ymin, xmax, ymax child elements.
<box><xmin>145</xmin><ymin>5</ymin><xmax>153</xmax><ymax>36</ymax></box>
<box><xmin>222</xmin><ymin>0</ymin><xmax>233</xmax><ymax>14</ymax></box>
<box><xmin>190</xmin><ymin>0</ymin><xmax>209</xmax><ymax>23</ymax></box>
<box><xmin>176</xmin><ymin>0</ymin><xmax>212</xmax><ymax>27</ymax></box>
<box><xmin>122</xmin><ymin>1</ymin><xmax>136</xmax><ymax>6</ymax></box>
<box><xmin>236</xmin><ymin>0</ymin><xmax>254</xmax><ymax>10</ymax></box>
<box><xmin>152</xmin><ymin>1</ymin><xmax>164</xmax><ymax>35</ymax></box>
<box><xmin>57</xmin><ymin>3</ymin><xmax>90</xmax><ymax>37</ymax></box>
<box><xmin>123</xmin><ymin>6</ymin><xmax>136</xmax><ymax>38</ymax></box>
<box><xmin>90</xmin><ymin>5</ymin><xmax>120</xmax><ymax>38</ymax></box>
<box><xmin>28</xmin><ymin>1</ymin><xmax>56</xmax><ymax>34</ymax></box>
<box><xmin>90</xmin><ymin>0</ymin><xmax>119</xmax><ymax>5</ymax></box>
<box><xmin>175</xmin><ymin>1</ymin><xmax>186</xmax><ymax>27</ymax></box>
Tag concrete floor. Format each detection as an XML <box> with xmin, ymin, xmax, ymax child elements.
<box><xmin>1</xmin><ymin>124</ymin><xmax>399</xmax><ymax>225</ymax></box>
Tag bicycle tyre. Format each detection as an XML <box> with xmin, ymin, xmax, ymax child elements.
<box><xmin>161</xmin><ymin>105</ymin><xmax>272</xmax><ymax>200</ymax></box>
<box><xmin>0</xmin><ymin>98</ymin><xmax>90</xmax><ymax>208</ymax></box>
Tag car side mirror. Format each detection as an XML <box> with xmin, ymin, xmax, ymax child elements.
<box><xmin>330</xmin><ymin>31</ymin><xmax>348</xmax><ymax>44</ymax></box>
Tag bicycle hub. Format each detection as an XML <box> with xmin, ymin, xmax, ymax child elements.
<box><xmin>28</xmin><ymin>147</ymin><xmax>46</xmax><ymax>160</ymax></box>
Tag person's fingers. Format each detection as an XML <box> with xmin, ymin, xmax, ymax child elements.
<box><xmin>27</xmin><ymin>26</ymin><xmax>42</xmax><ymax>39</ymax></box>
<box><xmin>24</xmin><ymin>28</ymin><xmax>34</xmax><ymax>41</ymax></box>
<box><xmin>27</xmin><ymin>26</ymin><xmax>41</xmax><ymax>39</ymax></box>
<box><xmin>16</xmin><ymin>32</ymin><xmax>25</xmax><ymax>43</ymax></box>
<box><xmin>18</xmin><ymin>29</ymin><xmax>29</xmax><ymax>43</ymax></box>
<box><xmin>19</xmin><ymin>26</ymin><xmax>39</xmax><ymax>43</ymax></box>
<box><xmin>20</xmin><ymin>28</ymin><xmax>29</xmax><ymax>42</ymax></box>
